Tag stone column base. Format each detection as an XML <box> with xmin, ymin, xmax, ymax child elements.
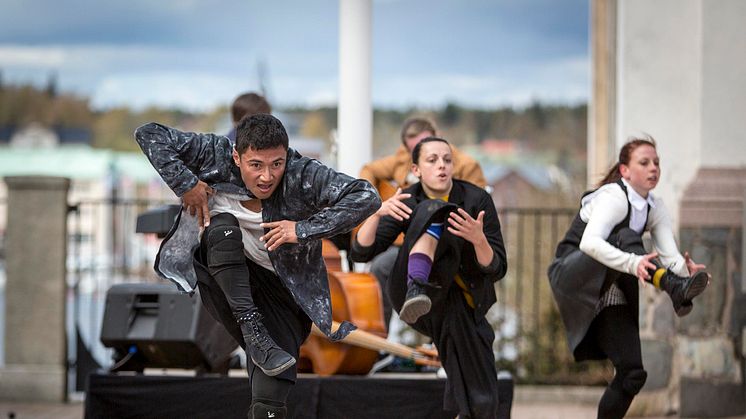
<box><xmin>0</xmin><ymin>364</ymin><xmax>67</xmax><ymax>402</ymax></box>
<box><xmin>628</xmin><ymin>388</ymin><xmax>675</xmax><ymax>417</ymax></box>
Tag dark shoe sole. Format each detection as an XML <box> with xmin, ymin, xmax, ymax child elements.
<box><xmin>684</xmin><ymin>271</ymin><xmax>709</xmax><ymax>301</ymax></box>
<box><xmin>676</xmin><ymin>301</ymin><xmax>693</xmax><ymax>317</ymax></box>
<box><xmin>399</xmin><ymin>294</ymin><xmax>432</xmax><ymax>324</ymax></box>
<box><xmin>252</xmin><ymin>355</ymin><xmax>296</xmax><ymax>377</ymax></box>
<box><xmin>675</xmin><ymin>271</ymin><xmax>709</xmax><ymax>317</ymax></box>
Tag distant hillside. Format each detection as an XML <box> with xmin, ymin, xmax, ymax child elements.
<box><xmin>0</xmin><ymin>83</ymin><xmax>226</xmax><ymax>152</ymax></box>
<box><xmin>0</xmin><ymin>84</ymin><xmax>586</xmax><ymax>183</ymax></box>
<box><xmin>286</xmin><ymin>101</ymin><xmax>587</xmax><ymax>184</ymax></box>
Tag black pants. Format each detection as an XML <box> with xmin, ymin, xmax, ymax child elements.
<box><xmin>370</xmin><ymin>245</ymin><xmax>400</xmax><ymax>330</ymax></box>
<box><xmin>586</xmin><ymin>305</ymin><xmax>646</xmax><ymax>419</ymax></box>
<box><xmin>387</xmin><ymin>201</ymin><xmax>499</xmax><ymax>418</ymax></box>
<box><xmin>423</xmin><ymin>285</ymin><xmax>499</xmax><ymax>419</ymax></box>
<box><xmin>196</xmin><ymin>213</ymin><xmax>312</xmax><ymax>404</ymax></box>
<box><xmin>584</xmin><ymin>228</ymin><xmax>649</xmax><ymax>419</ymax></box>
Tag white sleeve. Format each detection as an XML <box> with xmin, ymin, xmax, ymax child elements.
<box><xmin>579</xmin><ymin>187</ymin><xmax>644</xmax><ymax>275</ymax></box>
<box><xmin>649</xmin><ymin>198</ymin><xmax>688</xmax><ymax>276</ymax></box>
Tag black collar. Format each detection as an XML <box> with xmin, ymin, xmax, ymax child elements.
<box><xmin>413</xmin><ymin>179</ymin><xmax>466</xmax><ymax>205</ymax></box>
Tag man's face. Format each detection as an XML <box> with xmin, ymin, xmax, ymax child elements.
<box><xmin>232</xmin><ymin>145</ymin><xmax>287</xmax><ymax>199</ymax></box>
<box><xmin>404</xmin><ymin>130</ymin><xmax>435</xmax><ymax>152</ymax></box>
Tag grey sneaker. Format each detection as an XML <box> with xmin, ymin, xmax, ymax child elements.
<box><xmin>239</xmin><ymin>312</ymin><xmax>296</xmax><ymax>376</ymax></box>
<box><xmin>399</xmin><ymin>281</ymin><xmax>431</xmax><ymax>324</ymax></box>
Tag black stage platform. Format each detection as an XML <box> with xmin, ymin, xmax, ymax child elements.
<box><xmin>85</xmin><ymin>372</ymin><xmax>459</xmax><ymax>419</ymax></box>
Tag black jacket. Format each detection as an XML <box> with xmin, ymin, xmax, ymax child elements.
<box><xmin>135</xmin><ymin>122</ymin><xmax>381</xmax><ymax>340</ymax></box>
<box><xmin>351</xmin><ymin>179</ymin><xmax>507</xmax><ymax>319</ymax></box>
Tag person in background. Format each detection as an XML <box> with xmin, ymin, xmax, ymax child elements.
<box><xmin>226</xmin><ymin>92</ymin><xmax>272</xmax><ymax>143</ymax></box>
<box><xmin>547</xmin><ymin>136</ymin><xmax>710</xmax><ymax>419</ymax></box>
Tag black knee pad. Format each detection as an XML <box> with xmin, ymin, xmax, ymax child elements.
<box><xmin>205</xmin><ymin>225</ymin><xmax>244</xmax><ymax>269</ymax></box>
<box><xmin>469</xmin><ymin>393</ymin><xmax>499</xmax><ymax>419</ymax></box>
<box><xmin>250</xmin><ymin>401</ymin><xmax>286</xmax><ymax>419</ymax></box>
<box><xmin>621</xmin><ymin>368</ymin><xmax>647</xmax><ymax>396</ymax></box>
<box><xmin>251</xmin><ymin>371</ymin><xmax>292</xmax><ymax>402</ymax></box>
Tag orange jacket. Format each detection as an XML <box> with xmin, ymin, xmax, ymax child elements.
<box><xmin>359</xmin><ymin>144</ymin><xmax>486</xmax><ymax>194</ymax></box>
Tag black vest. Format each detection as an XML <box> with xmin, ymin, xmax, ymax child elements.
<box><xmin>554</xmin><ymin>179</ymin><xmax>649</xmax><ymax>259</ymax></box>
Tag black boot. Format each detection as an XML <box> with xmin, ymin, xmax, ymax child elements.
<box><xmin>651</xmin><ymin>268</ymin><xmax>709</xmax><ymax>317</ymax></box>
<box><xmin>249</xmin><ymin>401</ymin><xmax>287</xmax><ymax>419</ymax></box>
<box><xmin>399</xmin><ymin>281</ymin><xmax>431</xmax><ymax>324</ymax></box>
<box><xmin>238</xmin><ymin>311</ymin><xmax>296</xmax><ymax>376</ymax></box>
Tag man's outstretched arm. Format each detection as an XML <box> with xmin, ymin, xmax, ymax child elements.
<box><xmin>294</xmin><ymin>159</ymin><xmax>382</xmax><ymax>243</ymax></box>
<box><xmin>135</xmin><ymin>122</ymin><xmax>228</xmax><ymax>226</ymax></box>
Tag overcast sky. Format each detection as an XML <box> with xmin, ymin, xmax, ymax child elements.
<box><xmin>0</xmin><ymin>0</ymin><xmax>589</xmax><ymax>111</ymax></box>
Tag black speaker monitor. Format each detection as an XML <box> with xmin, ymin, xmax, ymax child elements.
<box><xmin>135</xmin><ymin>204</ymin><xmax>181</xmax><ymax>238</ymax></box>
<box><xmin>100</xmin><ymin>283</ymin><xmax>238</xmax><ymax>373</ymax></box>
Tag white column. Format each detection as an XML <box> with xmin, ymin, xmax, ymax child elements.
<box><xmin>617</xmin><ymin>0</ymin><xmax>702</xmax><ymax>227</ymax></box>
<box><xmin>338</xmin><ymin>0</ymin><xmax>372</xmax><ymax>177</ymax></box>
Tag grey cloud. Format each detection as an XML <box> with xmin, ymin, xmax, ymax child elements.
<box><xmin>0</xmin><ymin>0</ymin><xmax>252</xmax><ymax>47</ymax></box>
<box><xmin>0</xmin><ymin>0</ymin><xmax>588</xmax><ymax>110</ymax></box>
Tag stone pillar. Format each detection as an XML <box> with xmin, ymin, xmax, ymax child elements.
<box><xmin>0</xmin><ymin>176</ymin><xmax>70</xmax><ymax>402</ymax></box>
<box><xmin>632</xmin><ymin>168</ymin><xmax>746</xmax><ymax>417</ymax></box>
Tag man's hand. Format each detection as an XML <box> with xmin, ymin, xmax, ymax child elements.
<box><xmin>182</xmin><ymin>180</ymin><xmax>214</xmax><ymax>227</ymax></box>
<box><xmin>260</xmin><ymin>220</ymin><xmax>298</xmax><ymax>251</ymax></box>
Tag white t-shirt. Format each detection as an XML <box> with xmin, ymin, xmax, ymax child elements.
<box><xmin>578</xmin><ymin>179</ymin><xmax>687</xmax><ymax>277</ymax></box>
<box><xmin>209</xmin><ymin>193</ymin><xmax>275</xmax><ymax>273</ymax></box>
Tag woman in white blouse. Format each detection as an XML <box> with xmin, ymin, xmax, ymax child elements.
<box><xmin>548</xmin><ymin>136</ymin><xmax>709</xmax><ymax>419</ymax></box>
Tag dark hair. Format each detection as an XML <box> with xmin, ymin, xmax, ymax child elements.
<box><xmin>400</xmin><ymin>117</ymin><xmax>437</xmax><ymax>145</ymax></box>
<box><xmin>597</xmin><ymin>134</ymin><xmax>657</xmax><ymax>187</ymax></box>
<box><xmin>235</xmin><ymin>114</ymin><xmax>289</xmax><ymax>154</ymax></box>
<box><xmin>411</xmin><ymin>137</ymin><xmax>451</xmax><ymax>164</ymax></box>
<box><xmin>231</xmin><ymin>92</ymin><xmax>271</xmax><ymax>124</ymax></box>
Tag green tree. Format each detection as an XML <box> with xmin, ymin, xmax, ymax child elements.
<box><xmin>440</xmin><ymin>101</ymin><xmax>462</xmax><ymax>126</ymax></box>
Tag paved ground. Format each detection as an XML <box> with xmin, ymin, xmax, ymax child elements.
<box><xmin>0</xmin><ymin>401</ymin><xmax>83</xmax><ymax>419</ymax></box>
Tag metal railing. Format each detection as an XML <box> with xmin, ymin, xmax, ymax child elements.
<box><xmin>494</xmin><ymin>207</ymin><xmax>587</xmax><ymax>383</ymax></box>
<box><xmin>0</xmin><ymin>196</ymin><xmax>599</xmax><ymax>388</ymax></box>
<box><xmin>66</xmin><ymin>198</ymin><xmax>176</xmax><ymax>391</ymax></box>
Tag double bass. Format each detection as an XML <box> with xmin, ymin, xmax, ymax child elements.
<box><xmin>298</xmin><ymin>240</ymin><xmax>439</xmax><ymax>375</ymax></box>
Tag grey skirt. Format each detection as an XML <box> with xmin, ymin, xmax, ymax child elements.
<box><xmin>547</xmin><ymin>249</ymin><xmax>638</xmax><ymax>361</ymax></box>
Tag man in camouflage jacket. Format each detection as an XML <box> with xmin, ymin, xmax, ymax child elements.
<box><xmin>136</xmin><ymin>114</ymin><xmax>380</xmax><ymax>418</ymax></box>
